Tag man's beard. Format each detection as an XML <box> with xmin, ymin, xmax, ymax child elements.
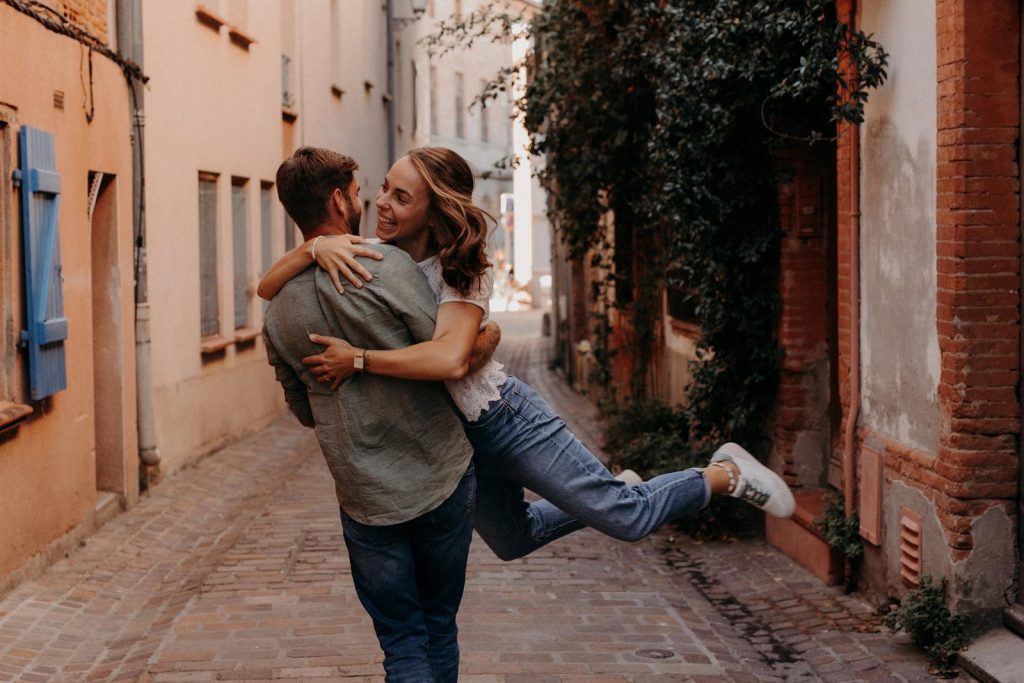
<box><xmin>346</xmin><ymin>198</ymin><xmax>363</xmax><ymax>233</ymax></box>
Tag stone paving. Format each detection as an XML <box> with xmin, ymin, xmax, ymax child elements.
<box><xmin>0</xmin><ymin>310</ymin><xmax>970</xmax><ymax>681</ymax></box>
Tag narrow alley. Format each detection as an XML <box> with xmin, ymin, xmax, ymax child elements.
<box><xmin>0</xmin><ymin>311</ymin><xmax>963</xmax><ymax>682</ymax></box>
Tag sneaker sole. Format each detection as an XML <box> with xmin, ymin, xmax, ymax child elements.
<box><xmin>713</xmin><ymin>443</ymin><xmax>796</xmax><ymax>518</ymax></box>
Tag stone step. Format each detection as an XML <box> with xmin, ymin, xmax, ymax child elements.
<box><xmin>959</xmin><ymin>627</ymin><xmax>1024</xmax><ymax>683</ymax></box>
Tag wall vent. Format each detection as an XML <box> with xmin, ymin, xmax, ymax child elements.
<box><xmin>53</xmin><ymin>90</ymin><xmax>65</xmax><ymax>110</ymax></box>
<box><xmin>899</xmin><ymin>507</ymin><xmax>922</xmax><ymax>587</ymax></box>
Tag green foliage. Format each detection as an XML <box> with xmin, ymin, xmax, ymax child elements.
<box><xmin>814</xmin><ymin>492</ymin><xmax>863</xmax><ymax>561</ymax></box>
<box><xmin>605</xmin><ymin>401</ymin><xmax>760</xmax><ymax>539</ymax></box>
<box><xmin>427</xmin><ymin>2</ymin><xmax>887</xmax><ymax>491</ymax></box>
<box><xmin>522</xmin><ymin>0</ymin><xmax>887</xmax><ymax>448</ymax></box>
<box><xmin>603</xmin><ymin>400</ymin><xmax>689</xmax><ymax>454</ymax></box>
<box><xmin>883</xmin><ymin>576</ymin><xmax>969</xmax><ymax>675</ymax></box>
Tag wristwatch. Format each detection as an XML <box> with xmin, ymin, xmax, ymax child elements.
<box><xmin>354</xmin><ymin>348</ymin><xmax>367</xmax><ymax>372</ymax></box>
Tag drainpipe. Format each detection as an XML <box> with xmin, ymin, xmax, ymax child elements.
<box><xmin>842</xmin><ymin>0</ymin><xmax>861</xmax><ymax>522</ymax></box>
<box><xmin>118</xmin><ymin>0</ymin><xmax>160</xmax><ymax>467</ymax></box>
<box><xmin>385</xmin><ymin>0</ymin><xmax>397</xmax><ymax>165</ymax></box>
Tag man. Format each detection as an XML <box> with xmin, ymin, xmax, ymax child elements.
<box><xmin>263</xmin><ymin>147</ymin><xmax>475</xmax><ymax>682</ymax></box>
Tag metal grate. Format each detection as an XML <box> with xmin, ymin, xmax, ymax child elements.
<box><xmin>899</xmin><ymin>507</ymin><xmax>922</xmax><ymax>587</ymax></box>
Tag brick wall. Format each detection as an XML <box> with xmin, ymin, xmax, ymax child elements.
<box><xmin>933</xmin><ymin>0</ymin><xmax>1019</xmax><ymax>560</ymax></box>
<box><xmin>53</xmin><ymin>0</ymin><xmax>108</xmax><ymax>43</ymax></box>
<box><xmin>833</xmin><ymin>0</ymin><xmax>1020</xmax><ymax>566</ymax></box>
<box><xmin>774</xmin><ymin>140</ymin><xmax>836</xmax><ymax>488</ymax></box>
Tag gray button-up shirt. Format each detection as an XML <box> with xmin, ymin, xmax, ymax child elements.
<box><xmin>263</xmin><ymin>243</ymin><xmax>473</xmax><ymax>526</ymax></box>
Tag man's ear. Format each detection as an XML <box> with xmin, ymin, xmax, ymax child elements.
<box><xmin>330</xmin><ymin>187</ymin><xmax>349</xmax><ymax>220</ymax></box>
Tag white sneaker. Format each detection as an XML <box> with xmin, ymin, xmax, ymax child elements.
<box><xmin>614</xmin><ymin>469</ymin><xmax>643</xmax><ymax>486</ymax></box>
<box><xmin>710</xmin><ymin>443</ymin><xmax>795</xmax><ymax>518</ymax></box>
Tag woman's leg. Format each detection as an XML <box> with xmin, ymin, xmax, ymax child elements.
<box><xmin>467</xmin><ymin>377</ymin><xmax>710</xmax><ymax>557</ymax></box>
<box><xmin>468</xmin><ymin>377</ymin><xmax>794</xmax><ymax>561</ymax></box>
<box><xmin>472</xmin><ymin>464</ymin><xmax>584</xmax><ymax>560</ymax></box>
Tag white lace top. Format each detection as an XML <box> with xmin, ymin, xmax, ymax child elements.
<box><xmin>417</xmin><ymin>255</ymin><xmax>508</xmax><ymax>421</ymax></box>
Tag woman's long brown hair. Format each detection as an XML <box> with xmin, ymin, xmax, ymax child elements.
<box><xmin>407</xmin><ymin>147</ymin><xmax>493</xmax><ymax>297</ymax></box>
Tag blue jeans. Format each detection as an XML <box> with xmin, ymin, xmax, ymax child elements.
<box><xmin>466</xmin><ymin>376</ymin><xmax>710</xmax><ymax>561</ymax></box>
<box><xmin>340</xmin><ymin>465</ymin><xmax>475</xmax><ymax>682</ymax></box>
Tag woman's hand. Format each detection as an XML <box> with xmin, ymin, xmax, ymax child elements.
<box><xmin>315</xmin><ymin>235</ymin><xmax>384</xmax><ymax>293</ymax></box>
<box><xmin>303</xmin><ymin>334</ymin><xmax>358</xmax><ymax>390</ymax></box>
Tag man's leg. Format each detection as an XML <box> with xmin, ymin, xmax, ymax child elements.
<box><xmin>410</xmin><ymin>466</ymin><xmax>476</xmax><ymax>683</ymax></box>
<box><xmin>339</xmin><ymin>508</ymin><xmax>434</xmax><ymax>682</ymax></box>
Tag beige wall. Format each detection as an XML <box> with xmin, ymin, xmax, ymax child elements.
<box><xmin>142</xmin><ymin>0</ymin><xmax>287</xmax><ymax>473</ymax></box>
<box><xmin>0</xmin><ymin>6</ymin><xmax>136</xmax><ymax>582</ymax></box>
<box><xmin>288</xmin><ymin>0</ymin><xmax>393</xmax><ymax>233</ymax></box>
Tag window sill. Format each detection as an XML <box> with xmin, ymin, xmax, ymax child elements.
<box><xmin>668</xmin><ymin>317</ymin><xmax>702</xmax><ymax>339</ymax></box>
<box><xmin>234</xmin><ymin>327</ymin><xmax>260</xmax><ymax>344</ymax></box>
<box><xmin>228</xmin><ymin>26</ymin><xmax>256</xmax><ymax>50</ymax></box>
<box><xmin>282</xmin><ymin>106</ymin><xmax>298</xmax><ymax>123</ymax></box>
<box><xmin>195</xmin><ymin>5</ymin><xmax>226</xmax><ymax>32</ymax></box>
<box><xmin>200</xmin><ymin>335</ymin><xmax>234</xmax><ymax>355</ymax></box>
<box><xmin>0</xmin><ymin>401</ymin><xmax>33</xmax><ymax>433</ymax></box>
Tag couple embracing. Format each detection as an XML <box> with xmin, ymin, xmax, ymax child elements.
<box><xmin>261</xmin><ymin>146</ymin><xmax>795</xmax><ymax>682</ymax></box>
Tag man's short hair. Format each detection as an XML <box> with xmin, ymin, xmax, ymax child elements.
<box><xmin>276</xmin><ymin>147</ymin><xmax>359</xmax><ymax>235</ymax></box>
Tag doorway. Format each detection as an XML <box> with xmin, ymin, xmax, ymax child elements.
<box><xmin>89</xmin><ymin>172</ymin><xmax>127</xmax><ymax>502</ymax></box>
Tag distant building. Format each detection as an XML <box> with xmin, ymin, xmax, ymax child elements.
<box><xmin>395</xmin><ymin>0</ymin><xmax>550</xmax><ymax>308</ymax></box>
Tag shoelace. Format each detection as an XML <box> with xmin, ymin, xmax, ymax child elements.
<box><xmin>738</xmin><ymin>482</ymin><xmax>770</xmax><ymax>507</ymax></box>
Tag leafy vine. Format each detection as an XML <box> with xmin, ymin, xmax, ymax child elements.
<box><xmin>429</xmin><ymin>1</ymin><xmax>888</xmax><ymax>451</ymax></box>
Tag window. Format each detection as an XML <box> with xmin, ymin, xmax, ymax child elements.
<box><xmin>0</xmin><ymin>116</ymin><xmax>30</xmax><ymax>422</ymax></box>
<box><xmin>281</xmin><ymin>54</ymin><xmax>295</xmax><ymax>107</ymax></box>
<box><xmin>231</xmin><ymin>178</ymin><xmax>250</xmax><ymax>329</ymax></box>
<box><xmin>430</xmin><ymin>66</ymin><xmax>438</xmax><ymax>135</ymax></box>
<box><xmin>666</xmin><ymin>269</ymin><xmax>699</xmax><ymax>327</ymax></box>
<box><xmin>480</xmin><ymin>79</ymin><xmax>489</xmax><ymax>142</ymax></box>
<box><xmin>198</xmin><ymin>173</ymin><xmax>220</xmax><ymax>338</ymax></box>
<box><xmin>454</xmin><ymin>72</ymin><xmax>465</xmax><ymax>139</ymax></box>
<box><xmin>260</xmin><ymin>182</ymin><xmax>274</xmax><ymax>274</ymax></box>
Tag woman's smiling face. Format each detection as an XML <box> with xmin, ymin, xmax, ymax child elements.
<box><xmin>375</xmin><ymin>156</ymin><xmax>433</xmax><ymax>255</ymax></box>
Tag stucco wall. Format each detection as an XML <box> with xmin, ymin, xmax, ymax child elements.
<box><xmin>0</xmin><ymin>6</ymin><xmax>135</xmax><ymax>580</ymax></box>
<box><xmin>858</xmin><ymin>0</ymin><xmax>940</xmax><ymax>454</ymax></box>
<box><xmin>292</xmin><ymin>1</ymin><xmax>392</xmax><ymax>233</ymax></box>
<box><xmin>142</xmin><ymin>1</ymin><xmax>287</xmax><ymax>473</ymax></box>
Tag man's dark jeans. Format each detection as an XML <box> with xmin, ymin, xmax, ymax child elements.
<box><xmin>340</xmin><ymin>465</ymin><xmax>475</xmax><ymax>682</ymax></box>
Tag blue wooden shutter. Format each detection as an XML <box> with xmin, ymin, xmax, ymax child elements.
<box><xmin>18</xmin><ymin>126</ymin><xmax>67</xmax><ymax>400</ymax></box>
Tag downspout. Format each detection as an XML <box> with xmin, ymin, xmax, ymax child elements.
<box><xmin>842</xmin><ymin>0</ymin><xmax>861</xmax><ymax>523</ymax></box>
<box><xmin>385</xmin><ymin>0</ymin><xmax>397</xmax><ymax>165</ymax></box>
<box><xmin>118</xmin><ymin>0</ymin><xmax>160</xmax><ymax>467</ymax></box>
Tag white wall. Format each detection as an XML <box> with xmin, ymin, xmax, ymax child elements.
<box><xmin>858</xmin><ymin>0</ymin><xmax>940</xmax><ymax>453</ymax></box>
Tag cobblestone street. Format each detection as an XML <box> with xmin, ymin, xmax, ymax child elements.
<box><xmin>0</xmin><ymin>311</ymin><xmax>967</xmax><ymax>682</ymax></box>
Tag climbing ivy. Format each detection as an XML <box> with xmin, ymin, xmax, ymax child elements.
<box><xmin>524</xmin><ymin>0</ymin><xmax>886</xmax><ymax>450</ymax></box>
<box><xmin>430</xmin><ymin>1</ymin><xmax>887</xmax><ymax>450</ymax></box>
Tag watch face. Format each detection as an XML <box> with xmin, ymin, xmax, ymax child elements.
<box><xmin>354</xmin><ymin>354</ymin><xmax>364</xmax><ymax>370</ymax></box>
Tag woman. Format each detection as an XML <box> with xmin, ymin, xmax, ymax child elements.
<box><xmin>259</xmin><ymin>147</ymin><xmax>794</xmax><ymax>560</ymax></box>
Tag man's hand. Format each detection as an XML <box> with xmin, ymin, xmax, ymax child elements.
<box><xmin>468</xmin><ymin>321</ymin><xmax>501</xmax><ymax>374</ymax></box>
